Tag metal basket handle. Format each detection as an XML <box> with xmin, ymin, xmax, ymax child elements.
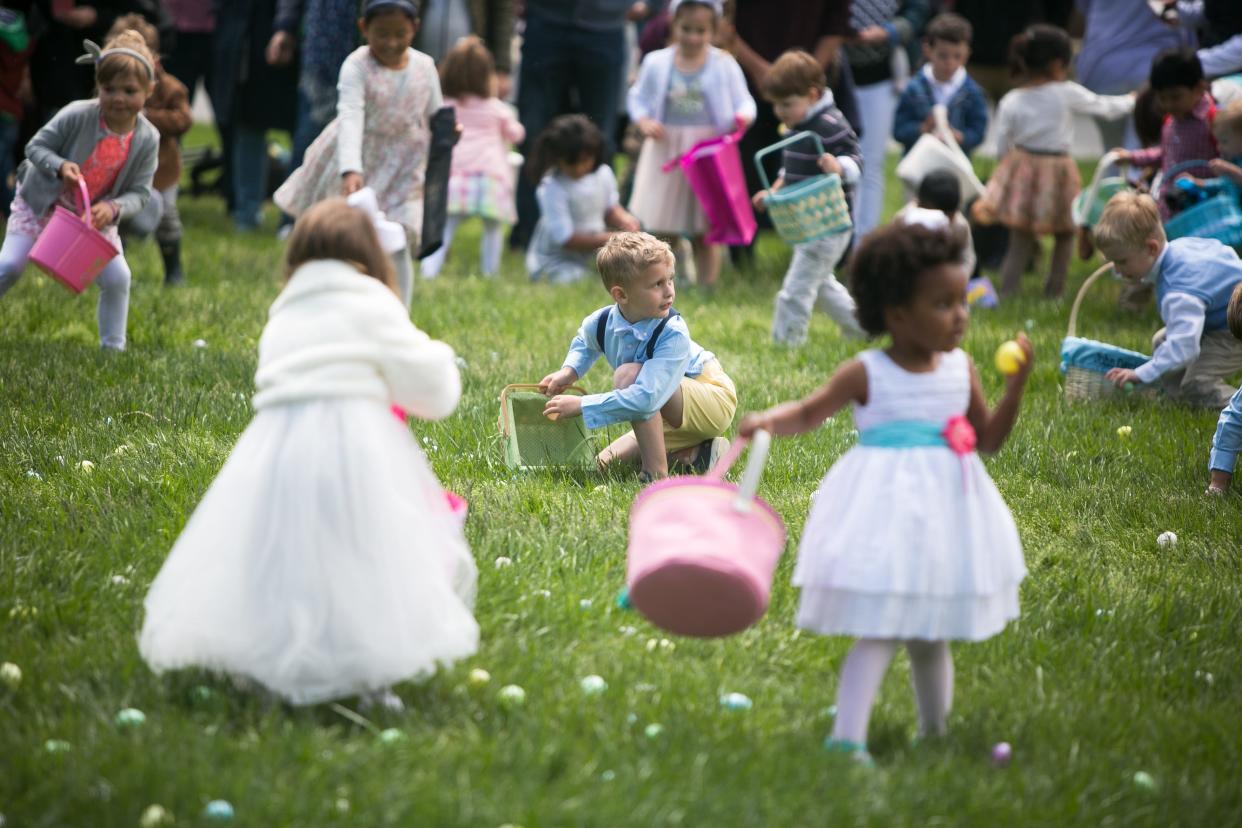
<box><xmin>706</xmin><ymin>429</ymin><xmax>772</xmax><ymax>513</ymax></box>
<box><xmin>753</xmin><ymin>131</ymin><xmax>826</xmax><ymax>192</ymax></box>
<box><xmin>1065</xmin><ymin>263</ymin><xmax>1116</xmax><ymax>339</ymax></box>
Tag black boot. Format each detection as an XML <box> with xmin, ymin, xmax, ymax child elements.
<box><xmin>159</xmin><ymin>240</ymin><xmax>185</xmax><ymax>286</ymax></box>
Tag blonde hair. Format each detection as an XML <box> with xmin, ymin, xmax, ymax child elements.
<box><xmin>1228</xmin><ymin>282</ymin><xmax>1242</xmax><ymax>341</ymax></box>
<box><xmin>284</xmin><ymin>199</ymin><xmax>397</xmax><ymax>291</ymax></box>
<box><xmin>97</xmin><ymin>29</ymin><xmax>157</xmax><ymax>88</ymax></box>
<box><xmin>1214</xmin><ymin>99</ymin><xmax>1242</xmax><ymax>140</ymax></box>
<box><xmin>108</xmin><ymin>14</ymin><xmax>159</xmax><ymax>53</ymax></box>
<box><xmin>596</xmin><ymin>232</ymin><xmax>674</xmax><ymax>290</ymax></box>
<box><xmin>1094</xmin><ymin>191</ymin><xmax>1165</xmax><ymax>259</ymax></box>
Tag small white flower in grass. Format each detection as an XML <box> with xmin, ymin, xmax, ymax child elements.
<box><xmin>25</xmin><ymin>470</ymin><xmax>41</xmax><ymax>481</ymax></box>
<box><xmin>644</xmin><ymin>723</ymin><xmax>664</xmax><ymax>738</ymax></box>
<box><xmin>498</xmin><ymin>684</ymin><xmax>526</xmax><ymax>706</ymax></box>
<box><xmin>139</xmin><ymin>804</ymin><xmax>173</xmax><ymax>828</ymax></box>
<box><xmin>114</xmin><ymin>708</ymin><xmax>146</xmax><ymax>728</ymax></box>
<box><xmin>494</xmin><ymin>556</ymin><xmax>513</xmax><ymax>569</ymax></box>
<box><xmin>112</xmin><ymin>444</ymin><xmax>131</xmax><ymax>457</ymax></box>
<box><xmin>78</xmin><ymin>460</ymin><xmax>95</xmax><ymax>473</ymax></box>
<box><xmin>719</xmin><ymin>692</ymin><xmax>752</xmax><ymax>711</ymax></box>
<box><xmin>659</xmin><ymin>639</ymin><xmax>675</xmax><ymax>652</ymax></box>
<box><xmin>104</xmin><ymin>416</ymin><xmax>113</xmax><ymax>425</ymax></box>
<box><xmin>193</xmin><ymin>338</ymin><xmax>207</xmax><ymax>349</ymax></box>
<box><xmin>378</xmin><ymin>728</ymin><xmax>404</xmax><ymax>744</ymax></box>
<box><xmin>600</xmin><ymin>770</ymin><xmax>616</xmax><ymax>782</ymax></box>
<box><xmin>1132</xmin><ymin>770</ymin><xmax>1157</xmax><ymax>791</ymax></box>
<box><xmin>618</xmin><ymin>625</ymin><xmax>637</xmax><ymax>636</ymax></box>
<box><xmin>579</xmin><ymin>675</ymin><xmax>607</xmax><ymax>695</ymax></box>
<box><xmin>111</xmin><ymin>574</ymin><xmax>130</xmax><ymax>586</ymax></box>
<box><xmin>468</xmin><ymin>668</ymin><xmax>491</xmax><ymax>686</ymax></box>
<box><xmin>1156</xmin><ymin>531</ymin><xmax>1178</xmax><ymax>547</ymax></box>
<box><xmin>578</xmin><ymin>599</ymin><xmax>593</xmax><ymax>610</ymax></box>
<box><xmin>44</xmin><ymin>739</ymin><xmax>71</xmax><ymax>754</ymax></box>
<box><xmin>645</xmin><ymin>638</ymin><xmax>658</xmax><ymax>652</ymax></box>
<box><xmin>1</xmin><ymin>662</ymin><xmax>21</xmax><ymax>689</ymax></box>
<box><xmin>203</xmin><ymin>800</ymin><xmax>234</xmax><ymax>822</ymax></box>
<box><xmin>1116</xmin><ymin>425</ymin><xmax>1132</xmax><ymax>439</ymax></box>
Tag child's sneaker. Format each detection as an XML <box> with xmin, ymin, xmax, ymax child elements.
<box><xmin>687</xmin><ymin>437</ymin><xmax>727</xmax><ymax>475</ymax></box>
<box><xmin>824</xmin><ymin>738</ymin><xmax>875</xmax><ymax>767</ymax></box>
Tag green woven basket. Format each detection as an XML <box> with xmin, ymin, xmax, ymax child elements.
<box><xmin>499</xmin><ymin>384</ymin><xmax>597</xmax><ymax>470</ymax></box>
<box><xmin>754</xmin><ymin>131</ymin><xmax>852</xmax><ymax>245</ymax></box>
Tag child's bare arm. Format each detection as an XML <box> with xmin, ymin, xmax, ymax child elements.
<box><xmin>1209</xmin><ymin>158</ymin><xmax>1242</xmax><ymax>186</ymax></box>
<box><xmin>561</xmin><ymin>231</ymin><xmax>614</xmax><ymax>251</ymax></box>
<box><xmin>965</xmin><ymin>334</ymin><xmax>1034</xmax><ymax>454</ymax></box>
<box><xmin>740</xmin><ymin>359</ymin><xmax>867</xmax><ymax>438</ymax></box>
<box><xmin>605</xmin><ymin>204</ymin><xmax>641</xmax><ymax>232</ymax></box>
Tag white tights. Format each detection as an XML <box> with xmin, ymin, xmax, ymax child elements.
<box><xmin>830</xmin><ymin>638</ymin><xmax>954</xmax><ymax>746</ymax></box>
<box><xmin>420</xmin><ymin>215</ymin><xmax>503</xmax><ymax>278</ymax></box>
<box><xmin>0</xmin><ymin>232</ymin><xmax>132</xmax><ymax>349</ymax></box>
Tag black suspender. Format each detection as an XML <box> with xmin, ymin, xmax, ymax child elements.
<box><xmin>595</xmin><ymin>307</ymin><xmax>680</xmax><ymax>360</ymax></box>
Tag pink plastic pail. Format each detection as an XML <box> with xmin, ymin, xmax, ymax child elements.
<box><xmin>626</xmin><ymin>431</ymin><xmax>785</xmax><ymax>638</ymax></box>
<box><xmin>29</xmin><ymin>179</ymin><xmax>118</xmax><ymax>294</ymax></box>
<box><xmin>662</xmin><ymin>125</ymin><xmax>757</xmax><ymax>246</ymax></box>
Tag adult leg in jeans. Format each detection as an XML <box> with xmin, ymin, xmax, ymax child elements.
<box><xmin>569</xmin><ymin>24</ymin><xmax>625</xmax><ymax>160</ymax></box>
<box><xmin>854</xmin><ymin>80</ymin><xmax>898</xmax><ymax>239</ymax></box>
<box><xmin>513</xmin><ymin>14</ymin><xmax>575</xmax><ymax>249</ymax></box>
<box><xmin>231</xmin><ymin>123</ymin><xmax>269</xmax><ymax>230</ymax></box>
<box><xmin>96</xmin><ymin>255</ymin><xmax>132</xmax><ymax>350</ymax></box>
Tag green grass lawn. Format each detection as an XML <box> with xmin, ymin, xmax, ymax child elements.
<box><xmin>1</xmin><ymin>141</ymin><xmax>1240</xmax><ymax>827</ymax></box>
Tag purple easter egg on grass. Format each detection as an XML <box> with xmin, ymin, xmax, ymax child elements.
<box><xmin>991</xmin><ymin>741</ymin><xmax>1012</xmax><ymax>767</ymax></box>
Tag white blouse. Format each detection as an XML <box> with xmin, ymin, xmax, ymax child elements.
<box><xmin>993</xmin><ymin>81</ymin><xmax>1132</xmax><ymax>155</ymax></box>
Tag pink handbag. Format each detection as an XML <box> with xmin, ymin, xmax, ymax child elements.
<box><xmin>626</xmin><ymin>431</ymin><xmax>786</xmax><ymax>638</ymax></box>
<box><xmin>661</xmin><ymin>124</ymin><xmax>757</xmax><ymax>246</ymax></box>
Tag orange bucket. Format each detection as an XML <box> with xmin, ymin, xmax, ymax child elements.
<box><xmin>29</xmin><ymin>179</ymin><xmax>118</xmax><ymax>294</ymax></box>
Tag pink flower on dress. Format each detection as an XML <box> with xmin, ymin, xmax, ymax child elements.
<box><xmin>942</xmin><ymin>415</ymin><xmax>977</xmax><ymax>455</ymax></box>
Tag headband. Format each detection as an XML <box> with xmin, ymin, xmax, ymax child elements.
<box><xmin>75</xmin><ymin>39</ymin><xmax>154</xmax><ymax>82</ymax></box>
<box><xmin>669</xmin><ymin>0</ymin><xmax>724</xmax><ymax>18</ymax></box>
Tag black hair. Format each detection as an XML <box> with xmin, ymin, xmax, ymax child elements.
<box><xmin>1133</xmin><ymin>83</ymin><xmax>1164</xmax><ymax>147</ymax></box>
<box><xmin>528</xmin><ymin>114</ymin><xmax>606</xmax><ymax>183</ymax></box>
<box><xmin>363</xmin><ymin>0</ymin><xmax>419</xmax><ymax>23</ymax></box>
<box><xmin>1149</xmin><ymin>48</ymin><xmax>1204</xmax><ymax>92</ymax></box>
<box><xmin>849</xmin><ymin>223</ymin><xmax>967</xmax><ymax>337</ymax></box>
<box><xmin>1008</xmin><ymin>24</ymin><xmax>1072</xmax><ymax>80</ymax></box>
<box><xmin>916</xmin><ymin>170</ymin><xmax>961</xmax><ymax>215</ymax></box>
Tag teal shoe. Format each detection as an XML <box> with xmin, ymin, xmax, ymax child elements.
<box><xmin>824</xmin><ymin>738</ymin><xmax>875</xmax><ymax>768</ymax></box>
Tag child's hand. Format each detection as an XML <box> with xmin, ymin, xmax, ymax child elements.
<box><xmin>738</xmin><ymin>411</ymin><xmax>772</xmax><ymax>438</ymax></box>
<box><xmin>1105</xmin><ymin>367</ymin><xmax>1141</xmax><ymax>388</ymax></box>
<box><xmin>734</xmin><ymin>113</ymin><xmax>752</xmax><ymax>131</ymax></box>
<box><xmin>341</xmin><ymin>171</ymin><xmax>364</xmax><ymax>195</ymax></box>
<box><xmin>818</xmin><ymin>154</ymin><xmax>842</xmax><ymax>176</ymax></box>
<box><xmin>637</xmin><ymin>118</ymin><xmax>665</xmax><ymax>140</ymax></box>
<box><xmin>59</xmin><ymin>162</ymin><xmax>82</xmax><ymax>185</ymax></box>
<box><xmin>614</xmin><ymin>209</ymin><xmax>641</xmax><ymax>232</ymax></box>
<box><xmin>89</xmin><ymin>201</ymin><xmax>116</xmax><ymax>230</ymax></box>
<box><xmin>752</xmin><ymin>189</ymin><xmax>769</xmax><ymax>212</ymax></box>
<box><xmin>853</xmin><ymin>25</ymin><xmax>890</xmax><ymax>45</ymax></box>
<box><xmin>1111</xmin><ymin>148</ymin><xmax>1131</xmax><ymax>165</ymax></box>
<box><xmin>538</xmin><ymin>367</ymin><xmax>576</xmax><ymax>396</ymax></box>
<box><xmin>543</xmin><ymin>394</ymin><xmax>583</xmax><ymax>421</ymax></box>
<box><xmin>1003</xmin><ymin>333</ymin><xmax>1035</xmax><ymax>390</ymax></box>
<box><xmin>1209</xmin><ymin>158</ymin><xmax>1242</xmax><ymax>181</ymax></box>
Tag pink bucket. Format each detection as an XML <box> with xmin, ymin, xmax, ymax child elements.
<box><xmin>29</xmin><ymin>179</ymin><xmax>118</xmax><ymax>294</ymax></box>
<box><xmin>662</xmin><ymin>125</ymin><xmax>757</xmax><ymax>246</ymax></box>
<box><xmin>626</xmin><ymin>431</ymin><xmax>786</xmax><ymax>638</ymax></box>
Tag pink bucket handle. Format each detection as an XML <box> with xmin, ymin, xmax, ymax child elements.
<box><xmin>660</xmin><ymin>122</ymin><xmax>749</xmax><ymax>174</ymax></box>
<box><xmin>706</xmin><ymin>429</ymin><xmax>773</xmax><ymax>513</ymax></box>
<box><xmin>72</xmin><ymin>178</ymin><xmax>91</xmax><ymax>224</ymax></box>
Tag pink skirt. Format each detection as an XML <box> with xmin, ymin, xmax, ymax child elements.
<box><xmin>975</xmin><ymin>149</ymin><xmax>1080</xmax><ymax>235</ymax></box>
<box><xmin>628</xmin><ymin>125</ymin><xmax>718</xmax><ymax>236</ymax></box>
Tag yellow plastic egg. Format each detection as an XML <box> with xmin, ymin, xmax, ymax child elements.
<box><xmin>994</xmin><ymin>341</ymin><xmax>1026</xmax><ymax>375</ymax></box>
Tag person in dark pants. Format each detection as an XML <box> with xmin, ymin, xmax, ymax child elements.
<box><xmin>510</xmin><ymin>0</ymin><xmax>641</xmax><ymax>250</ymax></box>
<box><xmin>162</xmin><ymin>0</ymin><xmax>215</xmax><ymax>106</ymax></box>
<box><xmin>717</xmin><ymin>1</ymin><xmax>858</xmax><ymax>265</ymax></box>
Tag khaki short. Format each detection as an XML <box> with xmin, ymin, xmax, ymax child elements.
<box><xmin>661</xmin><ymin>359</ymin><xmax>738</xmax><ymax>451</ymax></box>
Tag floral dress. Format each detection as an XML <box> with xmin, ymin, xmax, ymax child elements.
<box><xmin>274</xmin><ymin>46</ymin><xmax>442</xmax><ymax>245</ymax></box>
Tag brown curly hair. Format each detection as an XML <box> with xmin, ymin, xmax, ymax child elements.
<box><xmin>848</xmin><ymin>222</ymin><xmax>968</xmax><ymax>337</ymax></box>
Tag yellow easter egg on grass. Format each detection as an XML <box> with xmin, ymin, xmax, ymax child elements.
<box><xmin>994</xmin><ymin>341</ymin><xmax>1026</xmax><ymax>376</ymax></box>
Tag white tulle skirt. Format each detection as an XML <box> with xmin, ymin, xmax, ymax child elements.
<box><xmin>793</xmin><ymin>445</ymin><xmax>1026</xmax><ymax>641</ymax></box>
<box><xmin>138</xmin><ymin>398</ymin><xmax>479</xmax><ymax>705</ymax></box>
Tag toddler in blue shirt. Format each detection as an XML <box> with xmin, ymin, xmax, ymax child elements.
<box><xmin>1095</xmin><ymin>191</ymin><xmax>1242</xmax><ymax>409</ymax></box>
<box><xmin>1208</xmin><ymin>283</ymin><xmax>1242</xmax><ymax>494</ymax></box>
<box><xmin>539</xmin><ymin>232</ymin><xmax>737</xmax><ymax>481</ymax></box>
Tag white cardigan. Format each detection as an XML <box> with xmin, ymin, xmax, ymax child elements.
<box><xmin>252</xmin><ymin>260</ymin><xmax>460</xmax><ymax>417</ymax></box>
<box><xmin>627</xmin><ymin>46</ymin><xmax>756</xmax><ymax>134</ymax></box>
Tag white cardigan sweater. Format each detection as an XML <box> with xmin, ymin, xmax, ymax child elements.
<box><xmin>626</xmin><ymin>46</ymin><xmax>756</xmax><ymax>134</ymax></box>
<box><xmin>252</xmin><ymin>260</ymin><xmax>460</xmax><ymax>417</ymax></box>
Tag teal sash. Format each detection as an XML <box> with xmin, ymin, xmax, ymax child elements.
<box><xmin>858</xmin><ymin>420</ymin><xmax>949</xmax><ymax>449</ymax></box>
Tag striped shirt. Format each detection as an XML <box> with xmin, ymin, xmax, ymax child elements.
<box><xmin>780</xmin><ymin>94</ymin><xmax>863</xmax><ymax>195</ymax></box>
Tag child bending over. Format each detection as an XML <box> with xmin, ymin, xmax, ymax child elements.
<box><xmin>539</xmin><ymin>232</ymin><xmax>736</xmax><ymax>481</ymax></box>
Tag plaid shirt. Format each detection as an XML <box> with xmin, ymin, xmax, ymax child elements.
<box><xmin>1128</xmin><ymin>93</ymin><xmax>1219</xmax><ymax>219</ymax></box>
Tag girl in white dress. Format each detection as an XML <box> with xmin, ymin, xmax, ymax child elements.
<box><xmin>739</xmin><ymin>212</ymin><xmax>1032</xmax><ymax>764</ymax></box>
<box><xmin>139</xmin><ymin>199</ymin><xmax>478</xmax><ymax>708</ymax></box>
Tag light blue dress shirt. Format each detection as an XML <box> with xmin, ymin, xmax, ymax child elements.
<box><xmin>1135</xmin><ymin>243</ymin><xmax>1223</xmax><ymax>384</ymax></box>
<box><xmin>1210</xmin><ymin>385</ymin><xmax>1242</xmax><ymax>473</ymax></box>
<box><xmin>562</xmin><ymin>305</ymin><xmax>715</xmax><ymax>429</ymax></box>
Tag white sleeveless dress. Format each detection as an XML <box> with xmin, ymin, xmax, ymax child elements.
<box><xmin>793</xmin><ymin>349</ymin><xmax>1027</xmax><ymax>641</ymax></box>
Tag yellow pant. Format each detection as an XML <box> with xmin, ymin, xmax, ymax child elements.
<box><xmin>661</xmin><ymin>360</ymin><xmax>737</xmax><ymax>451</ymax></box>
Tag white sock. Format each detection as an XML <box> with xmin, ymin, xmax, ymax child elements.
<box><xmin>906</xmin><ymin>639</ymin><xmax>953</xmax><ymax>737</ymax></box>
<box><xmin>830</xmin><ymin>638</ymin><xmax>898</xmax><ymax>745</ymax></box>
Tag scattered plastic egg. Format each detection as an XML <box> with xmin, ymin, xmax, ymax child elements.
<box><xmin>498</xmin><ymin>684</ymin><xmax>526</xmax><ymax>706</ymax></box>
<box><xmin>579</xmin><ymin>675</ymin><xmax>607</xmax><ymax>695</ymax></box>
<box><xmin>1156</xmin><ymin>531</ymin><xmax>1178</xmax><ymax>547</ymax></box>
<box><xmin>203</xmin><ymin>800</ymin><xmax>234</xmax><ymax>821</ymax></box>
<box><xmin>0</xmin><ymin>662</ymin><xmax>20</xmax><ymax>689</ymax></box>
<box><xmin>719</xmin><ymin>692</ymin><xmax>753</xmax><ymax>711</ymax></box>
<box><xmin>468</xmin><ymin>668</ymin><xmax>491</xmax><ymax>686</ymax></box>
<box><xmin>494</xmin><ymin>556</ymin><xmax>513</xmax><ymax>569</ymax></box>
<box><xmin>115</xmin><ymin>708</ymin><xmax>146</xmax><ymax>728</ymax></box>
<box><xmin>139</xmin><ymin>804</ymin><xmax>172</xmax><ymax>827</ymax></box>
<box><xmin>991</xmin><ymin>741</ymin><xmax>1012</xmax><ymax>767</ymax></box>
